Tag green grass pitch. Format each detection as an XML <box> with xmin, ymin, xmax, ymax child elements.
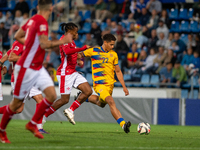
<box><xmin>0</xmin><ymin>120</ymin><xmax>200</xmax><ymax>150</ymax></box>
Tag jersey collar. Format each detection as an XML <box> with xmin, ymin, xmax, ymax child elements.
<box><xmin>100</xmin><ymin>46</ymin><xmax>108</xmax><ymax>53</ymax></box>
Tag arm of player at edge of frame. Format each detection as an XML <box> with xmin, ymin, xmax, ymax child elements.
<box><xmin>14</xmin><ymin>28</ymin><xmax>73</xmax><ymax>49</ymax></box>
<box><xmin>115</xmin><ymin>65</ymin><xmax>129</xmax><ymax>96</ymax></box>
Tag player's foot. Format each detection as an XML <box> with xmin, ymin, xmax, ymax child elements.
<box><xmin>123</xmin><ymin>121</ymin><xmax>131</xmax><ymax>133</ymax></box>
<box><xmin>38</xmin><ymin>129</ymin><xmax>49</xmax><ymax>134</ymax></box>
<box><xmin>25</xmin><ymin>122</ymin><xmax>44</xmax><ymax>139</ymax></box>
<box><xmin>0</xmin><ymin>130</ymin><xmax>11</xmax><ymax>143</ymax></box>
<box><xmin>63</xmin><ymin>109</ymin><xmax>76</xmax><ymax>125</ymax></box>
<box><xmin>74</xmin><ymin>91</ymin><xmax>81</xmax><ymax>101</ymax></box>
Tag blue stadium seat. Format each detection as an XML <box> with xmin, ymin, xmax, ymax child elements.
<box><xmin>150</xmin><ymin>75</ymin><xmax>159</xmax><ymax>87</ymax></box>
<box><xmin>78</xmin><ymin>11</ymin><xmax>84</xmax><ymax>21</ymax></box>
<box><xmin>170</xmin><ymin>21</ymin><xmax>180</xmax><ymax>32</ymax></box>
<box><xmin>180</xmin><ymin>21</ymin><xmax>189</xmax><ymax>33</ymax></box>
<box><xmin>169</xmin><ymin>8</ymin><xmax>178</xmax><ymax>20</ymax></box>
<box><xmin>32</xmin><ymin>0</ymin><xmax>38</xmax><ymax>8</ymax></box>
<box><xmin>141</xmin><ymin>74</ymin><xmax>150</xmax><ymax>87</ymax></box>
<box><xmin>0</xmin><ymin>0</ymin><xmax>15</xmax><ymax>11</ymax></box>
<box><xmin>189</xmin><ymin>90</ymin><xmax>199</xmax><ymax>99</ymax></box>
<box><xmin>178</xmin><ymin>8</ymin><xmax>188</xmax><ymax>20</ymax></box>
<box><xmin>119</xmin><ymin>22</ymin><xmax>126</xmax><ymax>29</ymax></box>
<box><xmin>83</xmin><ymin>10</ymin><xmax>91</xmax><ymax>21</ymax></box>
<box><xmin>78</xmin><ymin>22</ymin><xmax>91</xmax><ymax>33</ymax></box>
<box><xmin>124</xmin><ymin>74</ymin><xmax>131</xmax><ymax>81</ymax></box>
<box><xmin>181</xmin><ymin>89</ymin><xmax>188</xmax><ymax>99</ymax></box>
<box><xmin>189</xmin><ymin>21</ymin><xmax>199</xmax><ymax>33</ymax></box>
<box><xmin>100</xmin><ymin>22</ymin><xmax>107</xmax><ymax>31</ymax></box>
<box><xmin>126</xmin><ymin>22</ymin><xmax>132</xmax><ymax>32</ymax></box>
<box><xmin>57</xmin><ymin>23</ymin><xmax>65</xmax><ymax>34</ymax></box>
<box><xmin>188</xmin><ymin>8</ymin><xmax>194</xmax><ymax>19</ymax></box>
<box><xmin>25</xmin><ymin>0</ymin><xmax>31</xmax><ymax>9</ymax></box>
<box><xmin>56</xmin><ymin>34</ymin><xmax>62</xmax><ymax>40</ymax></box>
<box><xmin>74</xmin><ymin>40</ymin><xmax>83</xmax><ymax>48</ymax></box>
<box><xmin>180</xmin><ymin>34</ymin><xmax>188</xmax><ymax>45</ymax></box>
<box><xmin>80</xmin><ymin>34</ymin><xmax>86</xmax><ymax>44</ymax></box>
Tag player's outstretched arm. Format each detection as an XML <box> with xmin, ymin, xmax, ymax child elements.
<box><xmin>14</xmin><ymin>28</ymin><xmax>25</xmax><ymax>44</ymax></box>
<box><xmin>39</xmin><ymin>33</ymin><xmax>73</xmax><ymax>49</ymax></box>
<box><xmin>115</xmin><ymin>65</ymin><xmax>129</xmax><ymax>96</ymax></box>
<box><xmin>63</xmin><ymin>45</ymin><xmax>91</xmax><ymax>55</ymax></box>
<box><xmin>8</xmin><ymin>52</ymin><xmax>21</xmax><ymax>62</ymax></box>
<box><xmin>0</xmin><ymin>53</ymin><xmax>9</xmax><ymax>67</ymax></box>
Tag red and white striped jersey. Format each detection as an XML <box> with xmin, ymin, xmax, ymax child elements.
<box><xmin>7</xmin><ymin>41</ymin><xmax>24</xmax><ymax>82</ymax></box>
<box><xmin>57</xmin><ymin>35</ymin><xmax>87</xmax><ymax>76</ymax></box>
<box><xmin>16</xmin><ymin>14</ymin><xmax>48</xmax><ymax>70</ymax></box>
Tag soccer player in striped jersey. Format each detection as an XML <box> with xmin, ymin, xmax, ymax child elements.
<box><xmin>72</xmin><ymin>33</ymin><xmax>131</xmax><ymax>133</ymax></box>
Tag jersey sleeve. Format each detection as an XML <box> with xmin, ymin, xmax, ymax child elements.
<box><xmin>0</xmin><ymin>51</ymin><xmax>2</xmax><ymax>59</ymax></box>
<box><xmin>82</xmin><ymin>48</ymin><xmax>93</xmax><ymax>57</ymax></box>
<box><xmin>114</xmin><ymin>52</ymin><xmax>119</xmax><ymax>66</ymax></box>
<box><xmin>6</xmin><ymin>49</ymin><xmax>12</xmax><ymax>56</ymax></box>
<box><xmin>37</xmin><ymin>21</ymin><xmax>48</xmax><ymax>36</ymax></box>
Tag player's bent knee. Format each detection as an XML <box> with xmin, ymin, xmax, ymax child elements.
<box><xmin>105</xmin><ymin>96</ymin><xmax>115</xmax><ymax>106</ymax></box>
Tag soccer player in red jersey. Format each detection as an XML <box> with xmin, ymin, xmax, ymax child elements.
<box><xmin>0</xmin><ymin>40</ymin><xmax>48</xmax><ymax>134</ymax></box>
<box><xmin>0</xmin><ymin>0</ymin><xmax>72</xmax><ymax>143</ymax></box>
<box><xmin>43</xmin><ymin>23</ymin><xmax>93</xmax><ymax>125</ymax></box>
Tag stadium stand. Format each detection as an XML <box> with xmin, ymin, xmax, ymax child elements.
<box><xmin>0</xmin><ymin>0</ymin><xmax>199</xmax><ymax>99</ymax></box>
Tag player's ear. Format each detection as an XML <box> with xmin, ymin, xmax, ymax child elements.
<box><xmin>36</xmin><ymin>5</ymin><xmax>39</xmax><ymax>10</ymax></box>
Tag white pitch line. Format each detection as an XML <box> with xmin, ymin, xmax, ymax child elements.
<box><xmin>0</xmin><ymin>146</ymin><xmax>200</xmax><ymax>150</ymax></box>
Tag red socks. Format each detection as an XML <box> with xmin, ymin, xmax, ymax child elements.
<box><xmin>0</xmin><ymin>105</ymin><xmax>7</xmax><ymax>114</ymax></box>
<box><xmin>70</xmin><ymin>100</ymin><xmax>81</xmax><ymax>112</ymax></box>
<box><xmin>35</xmin><ymin>103</ymin><xmax>43</xmax><ymax>124</ymax></box>
<box><xmin>31</xmin><ymin>98</ymin><xmax>52</xmax><ymax>124</ymax></box>
<box><xmin>44</xmin><ymin>106</ymin><xmax>56</xmax><ymax>118</ymax></box>
<box><xmin>0</xmin><ymin>105</ymin><xmax>15</xmax><ymax>131</ymax></box>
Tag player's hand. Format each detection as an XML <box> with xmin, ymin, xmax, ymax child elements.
<box><xmin>77</xmin><ymin>60</ymin><xmax>84</xmax><ymax>66</ymax></box>
<box><xmin>123</xmin><ymin>87</ymin><xmax>129</xmax><ymax>96</ymax></box>
<box><xmin>62</xmin><ymin>32</ymin><xmax>73</xmax><ymax>44</ymax></box>
<box><xmin>2</xmin><ymin>66</ymin><xmax>7</xmax><ymax>75</ymax></box>
<box><xmin>86</xmin><ymin>45</ymin><xmax>92</xmax><ymax>49</ymax></box>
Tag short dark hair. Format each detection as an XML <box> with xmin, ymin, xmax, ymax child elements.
<box><xmin>102</xmin><ymin>34</ymin><xmax>116</xmax><ymax>42</ymax></box>
<box><xmin>38</xmin><ymin>0</ymin><xmax>52</xmax><ymax>9</ymax></box>
<box><xmin>38</xmin><ymin>0</ymin><xmax>52</xmax><ymax>5</ymax></box>
<box><xmin>60</xmin><ymin>22</ymin><xmax>78</xmax><ymax>33</ymax></box>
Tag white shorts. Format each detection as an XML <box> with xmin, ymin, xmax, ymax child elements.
<box><xmin>57</xmin><ymin>72</ymin><xmax>87</xmax><ymax>95</ymax></box>
<box><xmin>0</xmin><ymin>83</ymin><xmax>2</xmax><ymax>101</ymax></box>
<box><xmin>13</xmin><ymin>65</ymin><xmax>54</xmax><ymax>99</ymax></box>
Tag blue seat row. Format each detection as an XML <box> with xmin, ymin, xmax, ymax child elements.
<box><xmin>181</xmin><ymin>89</ymin><xmax>199</xmax><ymax>99</ymax></box>
<box><xmin>169</xmin><ymin>8</ymin><xmax>194</xmax><ymax>20</ymax></box>
<box><xmin>170</xmin><ymin>20</ymin><xmax>200</xmax><ymax>33</ymax></box>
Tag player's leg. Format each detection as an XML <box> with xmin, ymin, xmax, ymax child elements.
<box><xmin>25</xmin><ymin>67</ymin><xmax>55</xmax><ymax>139</ymax></box>
<box><xmin>105</xmin><ymin>96</ymin><xmax>131</xmax><ymax>133</ymax></box>
<box><xmin>0</xmin><ymin>65</ymin><xmax>36</xmax><ymax>143</ymax></box>
<box><xmin>44</xmin><ymin>74</ymin><xmax>72</xmax><ymax>119</ymax></box>
<box><xmin>28</xmin><ymin>87</ymin><xmax>49</xmax><ymax>134</ymax></box>
<box><xmin>63</xmin><ymin>73</ymin><xmax>92</xmax><ymax>124</ymax></box>
<box><xmin>44</xmin><ymin>94</ymin><xmax>70</xmax><ymax>118</ymax></box>
<box><xmin>0</xmin><ymin>97</ymin><xmax>24</xmax><ymax>143</ymax></box>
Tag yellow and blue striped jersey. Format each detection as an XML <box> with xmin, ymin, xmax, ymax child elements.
<box><xmin>83</xmin><ymin>46</ymin><xmax>118</xmax><ymax>86</ymax></box>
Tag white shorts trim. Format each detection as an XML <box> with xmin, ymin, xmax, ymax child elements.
<box><xmin>57</xmin><ymin>72</ymin><xmax>87</xmax><ymax>95</ymax></box>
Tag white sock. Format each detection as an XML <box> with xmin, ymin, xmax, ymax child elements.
<box><xmin>68</xmin><ymin>108</ymin><xmax>74</xmax><ymax>114</ymax></box>
<box><xmin>37</xmin><ymin>124</ymin><xmax>43</xmax><ymax>130</ymax></box>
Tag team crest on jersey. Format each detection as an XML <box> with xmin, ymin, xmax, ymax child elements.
<box><xmin>14</xmin><ymin>46</ymin><xmax>19</xmax><ymax>51</ymax></box>
<box><xmin>110</xmin><ymin>54</ymin><xmax>113</xmax><ymax>57</ymax></box>
<box><xmin>40</xmin><ymin>24</ymin><xmax>47</xmax><ymax>31</ymax></box>
<box><xmin>99</xmin><ymin>89</ymin><xmax>103</xmax><ymax>92</ymax></box>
